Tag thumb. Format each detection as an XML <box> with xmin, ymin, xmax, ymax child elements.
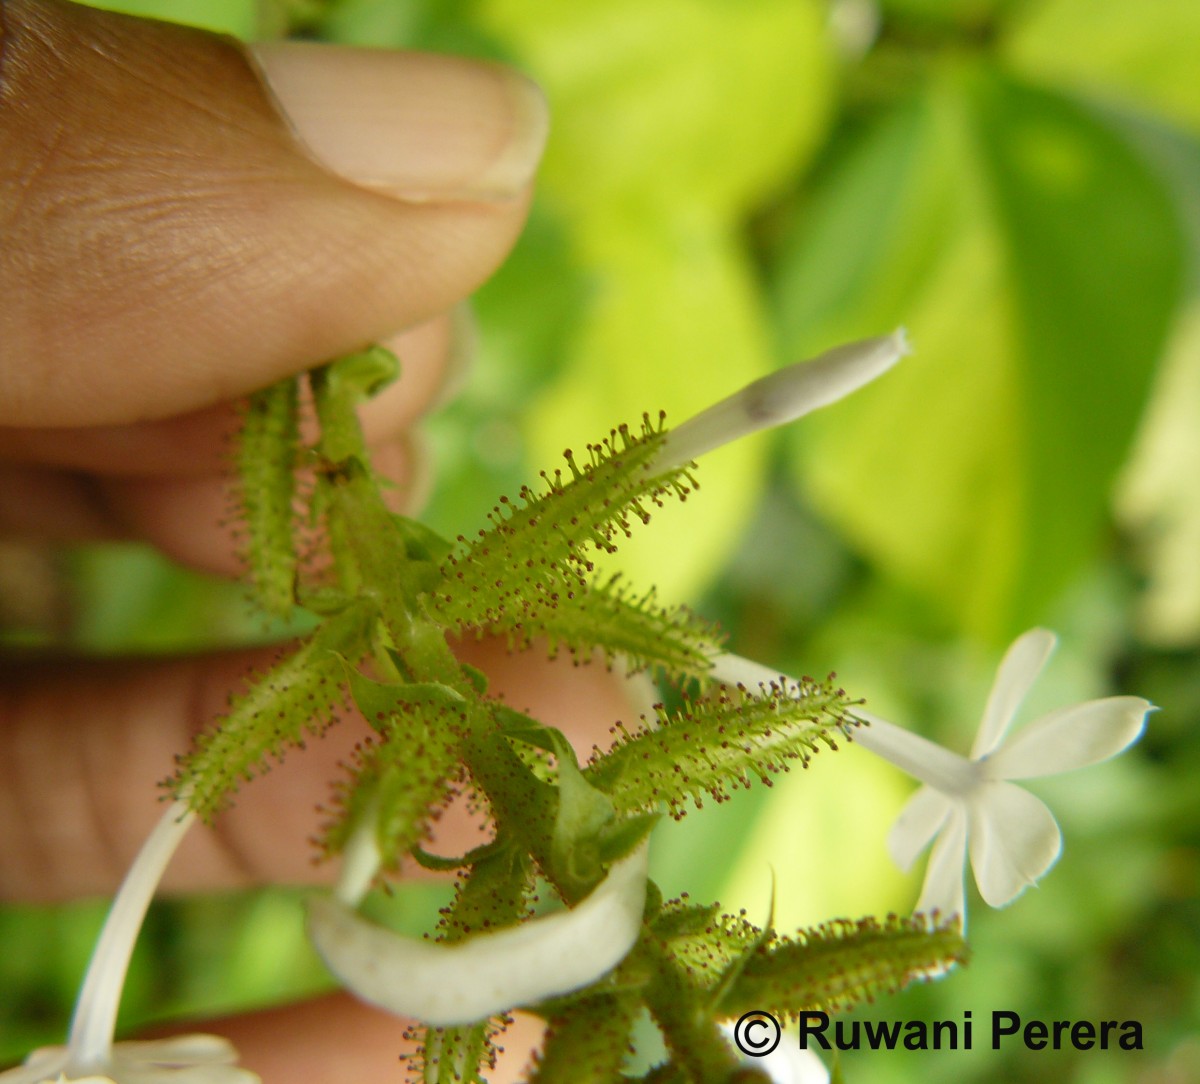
<box><xmin>0</xmin><ymin>0</ymin><xmax>547</xmax><ymax>426</ymax></box>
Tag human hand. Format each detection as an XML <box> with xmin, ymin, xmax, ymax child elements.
<box><xmin>0</xmin><ymin>1</ymin><xmax>629</xmax><ymax>1077</ymax></box>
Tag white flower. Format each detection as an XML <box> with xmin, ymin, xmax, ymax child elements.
<box><xmin>307</xmin><ymin>840</ymin><xmax>650</xmax><ymax>1027</ymax></box>
<box><xmin>849</xmin><ymin>629</ymin><xmax>1152</xmax><ymax>925</ymax></box>
<box><xmin>0</xmin><ymin>1036</ymin><xmax>257</xmax><ymax>1084</ymax></box>
<box><xmin>652</xmin><ymin>331</ymin><xmax>908</xmax><ymax>472</ymax></box>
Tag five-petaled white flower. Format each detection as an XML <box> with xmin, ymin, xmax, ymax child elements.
<box><xmin>850</xmin><ymin>628</ymin><xmax>1152</xmax><ymax>926</ymax></box>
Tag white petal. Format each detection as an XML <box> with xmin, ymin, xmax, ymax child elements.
<box><xmin>852</xmin><ymin>711</ymin><xmax>977</xmax><ymax>796</ymax></box>
<box><xmin>0</xmin><ymin>1038</ymin><xmax>258</xmax><ymax>1084</ymax></box>
<box><xmin>888</xmin><ymin>786</ymin><xmax>953</xmax><ymax>872</ymax></box>
<box><xmin>984</xmin><ymin>697</ymin><xmax>1152</xmax><ymax>780</ymax></box>
<box><xmin>114</xmin><ymin>1036</ymin><xmax>241</xmax><ymax>1066</ymax></box>
<box><xmin>764</xmin><ymin>1047</ymin><xmax>830</xmax><ymax>1084</ymax></box>
<box><xmin>308</xmin><ymin>842</ymin><xmax>648</xmax><ymax>1027</ymax></box>
<box><xmin>334</xmin><ymin>801</ymin><xmax>384</xmax><ymax>906</ymax></box>
<box><xmin>114</xmin><ymin>1036</ymin><xmax>258</xmax><ymax>1082</ymax></box>
<box><xmin>109</xmin><ymin>1059</ymin><xmax>257</xmax><ymax>1084</ymax></box>
<box><xmin>654</xmin><ymin>332</ymin><xmax>907</xmax><ymax>471</ymax></box>
<box><xmin>914</xmin><ymin>807</ymin><xmax>968</xmax><ymax>925</ymax></box>
<box><xmin>971</xmin><ymin>629</ymin><xmax>1058</xmax><ymax>759</ymax></box>
<box><xmin>0</xmin><ymin>1049</ymin><xmax>74</xmax><ymax>1084</ymax></box>
<box><xmin>967</xmin><ymin>782</ymin><xmax>1061</xmax><ymax>907</ymax></box>
<box><xmin>109</xmin><ymin>1051</ymin><xmax>259</xmax><ymax>1084</ymax></box>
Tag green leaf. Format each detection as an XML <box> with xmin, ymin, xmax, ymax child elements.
<box><xmin>463</xmin><ymin>729</ymin><xmax>561</xmax><ymax>890</ymax></box>
<box><xmin>879</xmin><ymin>0</ymin><xmax>1008</xmax><ymax>33</ymax></box>
<box><xmin>775</xmin><ymin>67</ymin><xmax>1186</xmax><ymax>639</ymax></box>
<box><xmin>1006</xmin><ymin>0</ymin><xmax>1200</xmax><ymax>133</ymax></box>
<box><xmin>319</xmin><ymin>463</ymin><xmax>461</xmax><ymax>683</ymax></box>
<box><xmin>478</xmin><ymin>0</ymin><xmax>832</xmax><ymax>218</ymax></box>
<box><xmin>546</xmin><ymin>728</ymin><xmax>621</xmax><ymax>895</ymax></box>
<box><xmin>497</xmin><ymin>718</ymin><xmax>658</xmax><ymax>897</ymax></box>
<box><xmin>972</xmin><ymin>69</ymin><xmax>1186</xmax><ymax>615</ymax></box>
<box><xmin>65</xmin><ymin>544</ymin><xmax>314</xmax><ymax>654</ymax></box>
<box><xmin>392</xmin><ymin>513</ymin><xmax>455</xmax><ymax>565</ymax></box>
<box><xmin>324</xmin><ymin>344</ymin><xmax>401</xmax><ymax>402</ymax></box>
<box><xmin>76</xmin><ymin>0</ymin><xmax>258</xmax><ymax>37</ymax></box>
<box><xmin>440</xmin><ymin>838</ymin><xmax>532</xmax><ymax>942</ymax></box>
<box><xmin>345</xmin><ymin>668</ymin><xmax>468</xmax><ymax>725</ymax></box>
<box><xmin>1116</xmin><ymin>303</ymin><xmax>1200</xmax><ymax>645</ymax></box>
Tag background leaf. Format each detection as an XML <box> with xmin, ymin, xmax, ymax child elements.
<box><xmin>478</xmin><ymin>0</ymin><xmax>833</xmax><ymax>220</ymax></box>
<box><xmin>775</xmin><ymin>65</ymin><xmax>1185</xmax><ymax>641</ymax></box>
<box><xmin>1007</xmin><ymin>0</ymin><xmax>1200</xmax><ymax>133</ymax></box>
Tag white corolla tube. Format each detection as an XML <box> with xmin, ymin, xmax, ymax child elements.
<box><xmin>653</xmin><ymin>331</ymin><xmax>908</xmax><ymax>472</ymax></box>
<box><xmin>307</xmin><ymin>841</ymin><xmax>650</xmax><ymax>1027</ymax></box>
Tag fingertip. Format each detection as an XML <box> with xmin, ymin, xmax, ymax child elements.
<box><xmin>94</xmin><ymin>431</ymin><xmax>426</xmax><ymax>578</ymax></box>
<box><xmin>215</xmin><ymin>994</ymin><xmax>544</xmax><ymax>1084</ymax></box>
<box><xmin>1</xmin><ymin>3</ymin><xmax>538</xmax><ymax>426</ymax></box>
<box><xmin>249</xmin><ymin>43</ymin><xmax>549</xmax><ymax>204</ymax></box>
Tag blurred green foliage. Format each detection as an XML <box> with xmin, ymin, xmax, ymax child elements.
<box><xmin>3</xmin><ymin>0</ymin><xmax>1198</xmax><ymax>1081</ymax></box>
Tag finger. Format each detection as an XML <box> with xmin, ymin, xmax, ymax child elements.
<box><xmin>94</xmin><ymin>433</ymin><xmax>425</xmax><ymax>575</ymax></box>
<box><xmin>0</xmin><ymin>462</ymin><xmax>120</xmax><ymax>542</ymax></box>
<box><xmin>1</xmin><ymin>0</ymin><xmax>545</xmax><ymax>427</ymax></box>
<box><xmin>0</xmin><ymin>639</ymin><xmax>637</xmax><ymax>903</ymax></box>
<box><xmin>0</xmin><ymin>308</ymin><xmax>457</xmax><ymax>561</ymax></box>
<box><xmin>0</xmin><ymin>430</ymin><xmax>422</xmax><ymax>574</ymax></box>
<box><xmin>0</xmin><ymin>314</ymin><xmax>460</xmax><ymax>478</ymax></box>
<box><xmin>210</xmin><ymin>994</ymin><xmax>544</xmax><ymax>1084</ymax></box>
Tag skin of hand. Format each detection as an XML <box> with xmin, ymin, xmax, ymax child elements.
<box><xmin>0</xmin><ymin>1</ymin><xmax>634</xmax><ymax>1077</ymax></box>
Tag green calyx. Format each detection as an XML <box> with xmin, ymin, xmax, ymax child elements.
<box><xmin>587</xmin><ymin>675</ymin><xmax>859</xmax><ymax>819</ymax></box>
